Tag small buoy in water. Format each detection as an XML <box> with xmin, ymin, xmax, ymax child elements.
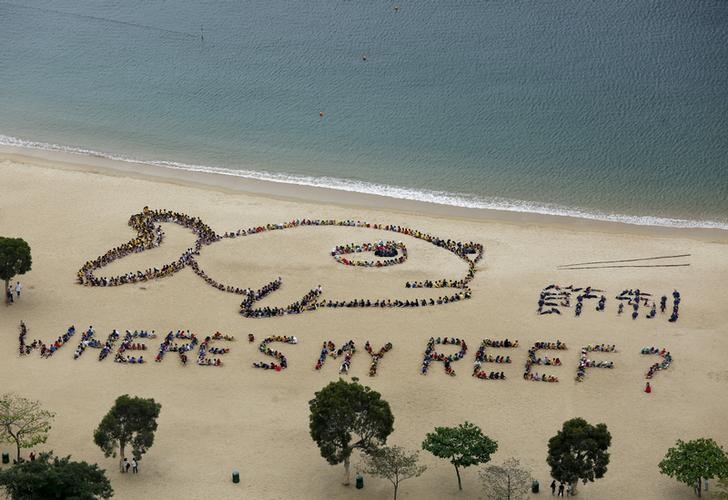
<box><xmin>319</xmin><ymin>111</ymin><xmax>324</xmax><ymax>118</ymax></box>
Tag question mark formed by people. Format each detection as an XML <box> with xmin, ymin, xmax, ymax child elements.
<box><xmin>641</xmin><ymin>346</ymin><xmax>672</xmax><ymax>393</ymax></box>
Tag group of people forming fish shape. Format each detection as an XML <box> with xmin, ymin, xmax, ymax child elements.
<box><xmin>76</xmin><ymin>207</ymin><xmax>484</xmax><ymax>318</ymax></box>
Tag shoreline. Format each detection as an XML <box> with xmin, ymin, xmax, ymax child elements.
<box><xmin>2</xmin><ymin>143</ymin><xmax>727</xmax><ymax>244</ymax></box>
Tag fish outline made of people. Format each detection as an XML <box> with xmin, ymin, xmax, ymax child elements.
<box><xmin>77</xmin><ymin>207</ymin><xmax>484</xmax><ymax>318</ymax></box>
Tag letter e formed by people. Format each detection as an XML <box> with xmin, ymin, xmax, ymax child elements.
<box><xmin>523</xmin><ymin>341</ymin><xmax>566</xmax><ymax>382</ymax></box>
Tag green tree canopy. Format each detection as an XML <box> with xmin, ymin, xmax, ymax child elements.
<box><xmin>0</xmin><ymin>394</ymin><xmax>54</xmax><ymax>462</ymax></box>
<box><xmin>0</xmin><ymin>452</ymin><xmax>112</xmax><ymax>500</ymax></box>
<box><xmin>480</xmin><ymin>457</ymin><xmax>532</xmax><ymax>500</ymax></box>
<box><xmin>546</xmin><ymin>417</ymin><xmax>611</xmax><ymax>495</ymax></box>
<box><xmin>0</xmin><ymin>237</ymin><xmax>31</xmax><ymax>304</ymax></box>
<box><xmin>93</xmin><ymin>394</ymin><xmax>161</xmax><ymax>472</ymax></box>
<box><xmin>361</xmin><ymin>445</ymin><xmax>426</xmax><ymax>500</ymax></box>
<box><xmin>422</xmin><ymin>421</ymin><xmax>498</xmax><ymax>491</ymax></box>
<box><xmin>658</xmin><ymin>438</ymin><xmax>728</xmax><ymax>498</ymax></box>
<box><xmin>309</xmin><ymin>378</ymin><xmax>394</xmax><ymax>485</ymax></box>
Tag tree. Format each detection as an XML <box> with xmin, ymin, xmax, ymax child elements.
<box><xmin>0</xmin><ymin>394</ymin><xmax>54</xmax><ymax>463</ymax></box>
<box><xmin>93</xmin><ymin>394</ymin><xmax>161</xmax><ymax>472</ymax></box>
<box><xmin>361</xmin><ymin>445</ymin><xmax>426</xmax><ymax>500</ymax></box>
<box><xmin>422</xmin><ymin>421</ymin><xmax>498</xmax><ymax>491</ymax></box>
<box><xmin>658</xmin><ymin>438</ymin><xmax>728</xmax><ymax>498</ymax></box>
<box><xmin>0</xmin><ymin>451</ymin><xmax>113</xmax><ymax>500</ymax></box>
<box><xmin>546</xmin><ymin>417</ymin><xmax>611</xmax><ymax>496</ymax></box>
<box><xmin>480</xmin><ymin>457</ymin><xmax>532</xmax><ymax>500</ymax></box>
<box><xmin>0</xmin><ymin>237</ymin><xmax>31</xmax><ymax>304</ymax></box>
<box><xmin>309</xmin><ymin>378</ymin><xmax>394</xmax><ymax>485</ymax></box>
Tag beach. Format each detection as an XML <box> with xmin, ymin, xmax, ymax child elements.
<box><xmin>1</xmin><ymin>150</ymin><xmax>727</xmax><ymax>499</ymax></box>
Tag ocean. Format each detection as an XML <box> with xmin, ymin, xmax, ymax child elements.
<box><xmin>1</xmin><ymin>0</ymin><xmax>727</xmax><ymax>228</ymax></box>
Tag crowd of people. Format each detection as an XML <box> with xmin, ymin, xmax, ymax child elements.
<box><xmin>19</xmin><ymin>325</ymin><xmax>76</xmax><ymax>358</ymax></box>
<box><xmin>241</xmin><ymin>285</ymin><xmax>321</xmax><ymax>318</ymax></box>
<box><xmin>77</xmin><ymin>207</ymin><xmax>218</xmax><ymax>287</ymax></box>
<box><xmin>538</xmin><ymin>285</ymin><xmax>603</xmax><ymax>315</ymax></box>
<box><xmin>239</xmin><ymin>286</ymin><xmax>472</xmax><ymax>318</ymax></box>
<box><xmin>253</xmin><ymin>335</ymin><xmax>297</xmax><ymax>371</ymax></box>
<box><xmin>43</xmin><ymin>327</ymin><xmax>76</xmax><ymax>358</ymax></box>
<box><xmin>113</xmin><ymin>330</ymin><xmax>157</xmax><ymax>364</ymax></box>
<box><xmin>212</xmin><ymin>331</ymin><xmax>235</xmax><ymax>342</ymax></box>
<box><xmin>584</xmin><ymin>344</ymin><xmax>616</xmax><ymax>353</ymax></box>
<box><xmin>331</xmin><ymin>241</ymin><xmax>406</xmax><ymax>267</ymax></box>
<box><xmin>77</xmin><ymin>207</ymin><xmax>485</xmax><ymax>318</ymax></box>
<box><xmin>538</xmin><ymin>284</ymin><xmax>681</xmax><ymax>322</ymax></box>
<box><xmin>617</xmin><ymin>289</ymin><xmax>654</xmax><ymax>320</ymax></box>
<box><xmin>197</xmin><ymin>335</ymin><xmax>228</xmax><ymax>366</ymax></box>
<box><xmin>18</xmin><ymin>321</ymin><xmax>36</xmax><ymax>356</ymax></box>
<box><xmin>156</xmin><ymin>330</ymin><xmax>199</xmax><ymax>364</ymax></box>
<box><xmin>315</xmin><ymin>340</ymin><xmax>356</xmax><ymax>374</ymax></box>
<box><xmin>74</xmin><ymin>326</ymin><xmax>102</xmax><ymax>359</ymax></box>
<box><xmin>642</xmin><ymin>347</ymin><xmax>672</xmax><ymax>379</ymax></box>
<box><xmin>71</xmin><ymin>328</ymin><xmax>156</xmax><ymax>361</ymax></box>
<box><xmin>18</xmin><ymin>321</ymin><xmax>30</xmax><ymax>355</ymax></box>
<box><xmin>472</xmin><ymin>339</ymin><xmax>517</xmax><ymax>380</ymax></box>
<box><xmin>364</xmin><ymin>341</ymin><xmax>393</xmax><ymax>376</ymax></box>
<box><xmin>20</xmin><ymin>320</ymin><xmax>238</xmax><ymax>367</ymax></box>
<box><xmin>318</xmin><ymin>291</ymin><xmax>472</xmax><ymax>309</ymax></box>
<box><xmin>668</xmin><ymin>290</ymin><xmax>681</xmax><ymax>322</ymax></box>
<box><xmin>98</xmin><ymin>330</ymin><xmax>121</xmax><ymax>361</ymax></box>
<box><xmin>575</xmin><ymin>345</ymin><xmax>616</xmax><ymax>382</ymax></box>
<box><xmin>114</xmin><ymin>353</ymin><xmax>146</xmax><ymax>363</ymax></box>
<box><xmin>406</xmin><ymin>279</ymin><xmax>468</xmax><ymax>288</ymax></box>
<box><xmin>615</xmin><ymin>289</ymin><xmax>681</xmax><ymax>322</ymax></box>
<box><xmin>421</xmin><ymin>337</ymin><xmax>468</xmax><ymax>376</ymax></box>
<box><xmin>523</xmin><ymin>342</ymin><xmax>566</xmax><ymax>382</ymax></box>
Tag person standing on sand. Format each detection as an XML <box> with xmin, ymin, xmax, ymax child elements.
<box><xmin>132</xmin><ymin>458</ymin><xmax>138</xmax><ymax>473</ymax></box>
<box><xmin>15</xmin><ymin>281</ymin><xmax>22</xmax><ymax>299</ymax></box>
<box><xmin>6</xmin><ymin>287</ymin><xmax>13</xmax><ymax>304</ymax></box>
<box><xmin>551</xmin><ymin>480</ymin><xmax>557</xmax><ymax>495</ymax></box>
<box><xmin>123</xmin><ymin>457</ymin><xmax>130</xmax><ymax>473</ymax></box>
<box><xmin>558</xmin><ymin>482</ymin><xmax>565</xmax><ymax>496</ymax></box>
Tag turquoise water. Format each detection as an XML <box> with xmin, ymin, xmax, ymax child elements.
<box><xmin>1</xmin><ymin>0</ymin><xmax>727</xmax><ymax>228</ymax></box>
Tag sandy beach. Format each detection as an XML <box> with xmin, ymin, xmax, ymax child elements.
<box><xmin>1</xmin><ymin>149</ymin><xmax>727</xmax><ymax>499</ymax></box>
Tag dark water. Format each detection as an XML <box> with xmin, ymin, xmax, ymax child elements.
<box><xmin>1</xmin><ymin>0</ymin><xmax>727</xmax><ymax>227</ymax></box>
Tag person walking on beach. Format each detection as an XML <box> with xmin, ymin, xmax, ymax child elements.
<box><xmin>558</xmin><ymin>482</ymin><xmax>565</xmax><ymax>497</ymax></box>
<box><xmin>132</xmin><ymin>458</ymin><xmax>138</xmax><ymax>473</ymax></box>
<box><xmin>551</xmin><ymin>480</ymin><xmax>557</xmax><ymax>495</ymax></box>
<box><xmin>6</xmin><ymin>287</ymin><xmax>13</xmax><ymax>304</ymax></box>
<box><xmin>123</xmin><ymin>457</ymin><xmax>130</xmax><ymax>473</ymax></box>
<box><xmin>15</xmin><ymin>281</ymin><xmax>22</xmax><ymax>299</ymax></box>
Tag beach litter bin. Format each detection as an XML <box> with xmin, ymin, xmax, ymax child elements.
<box><xmin>355</xmin><ymin>473</ymin><xmax>364</xmax><ymax>489</ymax></box>
<box><xmin>531</xmin><ymin>480</ymin><xmax>539</xmax><ymax>493</ymax></box>
<box><xmin>1</xmin><ymin>453</ymin><xmax>9</xmax><ymax>464</ymax></box>
<box><xmin>232</xmin><ymin>470</ymin><xmax>240</xmax><ymax>484</ymax></box>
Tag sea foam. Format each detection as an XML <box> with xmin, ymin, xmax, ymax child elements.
<box><xmin>2</xmin><ymin>134</ymin><xmax>726</xmax><ymax>231</ymax></box>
